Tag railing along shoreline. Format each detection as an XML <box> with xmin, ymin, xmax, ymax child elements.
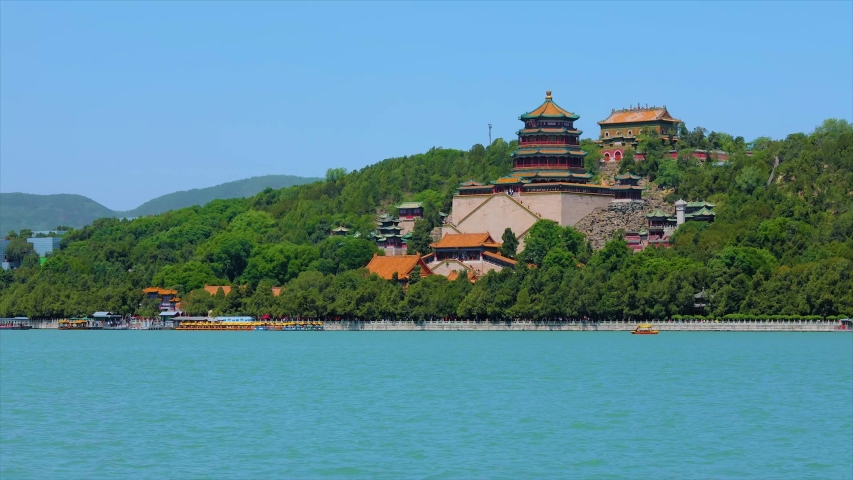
<box><xmin>10</xmin><ymin>317</ymin><xmax>852</xmax><ymax>332</ymax></box>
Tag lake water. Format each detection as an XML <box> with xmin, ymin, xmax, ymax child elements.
<box><xmin>1</xmin><ymin>331</ymin><xmax>851</xmax><ymax>479</ymax></box>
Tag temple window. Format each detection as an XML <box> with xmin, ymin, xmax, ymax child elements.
<box><xmin>605</xmin><ymin>132</ymin><xmax>610</xmax><ymax>138</ymax></box>
<box><xmin>627</xmin><ymin>130</ymin><xmax>632</xmax><ymax>136</ymax></box>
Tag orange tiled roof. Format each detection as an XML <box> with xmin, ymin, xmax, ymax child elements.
<box><xmin>447</xmin><ymin>270</ymin><xmax>478</xmax><ymax>283</ymax></box>
<box><xmin>143</xmin><ymin>287</ymin><xmax>178</xmax><ymax>295</ymax></box>
<box><xmin>366</xmin><ymin>255</ymin><xmax>432</xmax><ymax>280</ymax></box>
<box><xmin>522</xmin><ymin>91</ymin><xmax>578</xmax><ymax>119</ymax></box>
<box><xmin>431</xmin><ymin>233</ymin><xmax>497</xmax><ymax>249</ymax></box>
<box><xmin>204</xmin><ymin>285</ymin><xmax>232</xmax><ymax>296</ymax></box>
<box><xmin>483</xmin><ymin>251</ymin><xmax>517</xmax><ymax>265</ymax></box>
<box><xmin>271</xmin><ymin>287</ymin><xmax>283</xmax><ymax>297</ymax></box>
<box><xmin>598</xmin><ymin>107</ymin><xmax>681</xmax><ymax>125</ymax></box>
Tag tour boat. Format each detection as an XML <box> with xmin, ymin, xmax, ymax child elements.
<box><xmin>0</xmin><ymin>323</ymin><xmax>32</xmax><ymax>330</ymax></box>
<box><xmin>175</xmin><ymin>320</ymin><xmax>324</xmax><ymax>331</ymax></box>
<box><xmin>631</xmin><ymin>323</ymin><xmax>659</xmax><ymax>334</ymax></box>
<box><xmin>59</xmin><ymin>319</ymin><xmax>91</xmax><ymax>330</ymax></box>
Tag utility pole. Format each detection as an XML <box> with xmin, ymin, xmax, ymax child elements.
<box><xmin>488</xmin><ymin>123</ymin><xmax>492</xmax><ymax>146</ymax></box>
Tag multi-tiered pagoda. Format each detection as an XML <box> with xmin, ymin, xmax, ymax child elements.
<box><xmin>513</xmin><ymin>91</ymin><xmax>587</xmax><ymax>173</ymax></box>
<box><xmin>461</xmin><ymin>91</ymin><xmax>605</xmax><ymax>196</ymax></box>
<box><xmin>371</xmin><ymin>214</ymin><xmax>410</xmax><ymax>256</ymax></box>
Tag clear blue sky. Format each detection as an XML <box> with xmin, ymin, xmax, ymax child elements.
<box><xmin>1</xmin><ymin>1</ymin><xmax>851</xmax><ymax>211</ymax></box>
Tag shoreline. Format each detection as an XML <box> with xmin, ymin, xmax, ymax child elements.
<box><xmin>17</xmin><ymin>319</ymin><xmax>852</xmax><ymax>332</ymax></box>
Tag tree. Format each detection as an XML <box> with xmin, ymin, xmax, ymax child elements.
<box><xmin>618</xmin><ymin>148</ymin><xmax>637</xmax><ymax>174</ymax></box>
<box><xmin>241</xmin><ymin>243</ymin><xmax>320</xmax><ymax>286</ymax></box>
<box><xmin>519</xmin><ymin>220</ymin><xmax>563</xmax><ymax>265</ymax></box>
<box><xmin>581</xmin><ymin>138</ymin><xmax>602</xmax><ymax>173</ymax></box>
<box><xmin>244</xmin><ymin>279</ymin><xmax>277</xmax><ymax>317</ymax></box>
<box><xmin>500</xmin><ymin>228</ymin><xmax>518</xmax><ymax>259</ymax></box>
<box><xmin>152</xmin><ymin>261</ymin><xmax>224</xmax><ymax>292</ymax></box>
<box><xmin>406</xmin><ymin>220</ymin><xmax>433</xmax><ymax>255</ymax></box>
<box><xmin>656</xmin><ymin>160</ymin><xmax>680</xmax><ymax>189</ymax></box>
<box><xmin>4</xmin><ymin>238</ymin><xmax>35</xmax><ymax>263</ymax></box>
<box><xmin>412</xmin><ymin>189</ymin><xmax>445</xmax><ymax>229</ymax></box>
<box><xmin>325</xmin><ymin>168</ymin><xmax>348</xmax><ymax>183</ymax></box>
<box><xmin>735</xmin><ymin>165</ymin><xmax>766</xmax><ymax>193</ymax></box>
<box><xmin>225</xmin><ymin>283</ymin><xmax>245</xmax><ymax>315</ymax></box>
<box><xmin>316</xmin><ymin>237</ymin><xmax>377</xmax><ymax>273</ymax></box>
<box><xmin>519</xmin><ymin>221</ymin><xmax>586</xmax><ymax>266</ymax></box>
<box><xmin>196</xmin><ymin>232</ymin><xmax>255</xmax><ymax>281</ymax></box>
<box><xmin>408</xmin><ymin>265</ymin><xmax>422</xmax><ymax>285</ymax></box>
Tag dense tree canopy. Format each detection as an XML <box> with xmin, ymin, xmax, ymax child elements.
<box><xmin>1</xmin><ymin>120</ymin><xmax>851</xmax><ymax>320</ymax></box>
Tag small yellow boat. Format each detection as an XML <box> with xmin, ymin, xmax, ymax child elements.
<box><xmin>631</xmin><ymin>323</ymin><xmax>659</xmax><ymax>335</ymax></box>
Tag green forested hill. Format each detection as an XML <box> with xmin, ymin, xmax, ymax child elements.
<box><xmin>125</xmin><ymin>175</ymin><xmax>321</xmax><ymax>217</ymax></box>
<box><xmin>0</xmin><ymin>174</ymin><xmax>320</xmax><ymax>233</ymax></box>
<box><xmin>0</xmin><ymin>193</ymin><xmax>116</xmax><ymax>234</ymax></box>
<box><xmin>0</xmin><ymin>121</ymin><xmax>851</xmax><ymax>320</ymax></box>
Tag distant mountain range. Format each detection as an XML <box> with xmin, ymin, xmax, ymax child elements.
<box><xmin>0</xmin><ymin>174</ymin><xmax>320</xmax><ymax>234</ymax></box>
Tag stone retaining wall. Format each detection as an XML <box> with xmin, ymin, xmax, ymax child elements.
<box><xmin>323</xmin><ymin>321</ymin><xmax>848</xmax><ymax>332</ymax></box>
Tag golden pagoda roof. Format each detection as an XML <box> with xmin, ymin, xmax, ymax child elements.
<box><xmin>520</xmin><ymin>91</ymin><xmax>579</xmax><ymax>120</ymax></box>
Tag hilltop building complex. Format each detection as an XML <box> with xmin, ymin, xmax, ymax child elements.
<box><xmin>596</xmin><ymin>105</ymin><xmax>681</xmax><ymax>162</ymax></box>
<box><xmin>442</xmin><ymin>92</ymin><xmax>644</xmax><ymax>250</ymax></box>
<box><xmin>422</xmin><ymin>233</ymin><xmax>516</xmax><ymax>278</ymax></box>
<box><xmin>626</xmin><ymin>200</ymin><xmax>717</xmax><ymax>251</ymax></box>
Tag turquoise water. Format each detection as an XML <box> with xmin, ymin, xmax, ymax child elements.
<box><xmin>1</xmin><ymin>332</ymin><xmax>851</xmax><ymax>479</ymax></box>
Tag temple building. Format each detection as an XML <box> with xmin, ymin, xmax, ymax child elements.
<box><xmin>443</xmin><ymin>91</ymin><xmax>644</xmax><ymax>249</ymax></box>
<box><xmin>627</xmin><ymin>199</ymin><xmax>717</xmax><ymax>251</ymax></box>
<box><xmin>372</xmin><ymin>214</ymin><xmax>411</xmax><ymax>256</ymax></box>
<box><xmin>365</xmin><ymin>254</ymin><xmax>433</xmax><ymax>284</ymax></box>
<box><xmin>396</xmin><ymin>202</ymin><xmax>424</xmax><ymax>221</ymax></box>
<box><xmin>143</xmin><ymin>287</ymin><xmax>180</xmax><ymax>312</ymax></box>
<box><xmin>597</xmin><ymin>105</ymin><xmax>681</xmax><ymax>162</ymax></box>
<box><xmin>422</xmin><ymin>233</ymin><xmax>517</xmax><ymax>278</ymax></box>
<box><xmin>395</xmin><ymin>201</ymin><xmax>423</xmax><ymax>237</ymax></box>
<box><xmin>609</xmin><ymin>174</ymin><xmax>645</xmax><ymax>202</ymax></box>
<box><xmin>330</xmin><ymin>226</ymin><xmax>350</xmax><ymax>236</ymax></box>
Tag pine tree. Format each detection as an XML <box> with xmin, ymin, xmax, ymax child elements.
<box><xmin>500</xmin><ymin>228</ymin><xmax>518</xmax><ymax>259</ymax></box>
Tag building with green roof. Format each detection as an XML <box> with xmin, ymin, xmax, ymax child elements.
<box><xmin>395</xmin><ymin>201</ymin><xmax>423</xmax><ymax>220</ymax></box>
